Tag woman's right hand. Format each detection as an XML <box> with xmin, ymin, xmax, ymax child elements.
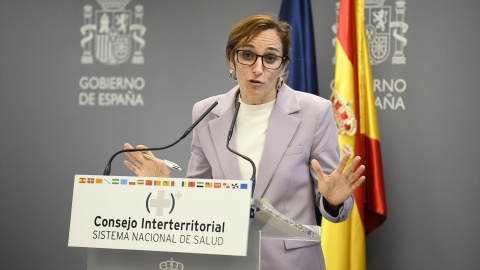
<box><xmin>123</xmin><ymin>143</ymin><xmax>171</xmax><ymax>178</ymax></box>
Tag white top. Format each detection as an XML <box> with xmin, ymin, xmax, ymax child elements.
<box><xmin>235</xmin><ymin>96</ymin><xmax>276</xmax><ymax>181</ymax></box>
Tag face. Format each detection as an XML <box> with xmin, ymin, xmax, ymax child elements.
<box><xmin>230</xmin><ymin>29</ymin><xmax>288</xmax><ymax>105</ymax></box>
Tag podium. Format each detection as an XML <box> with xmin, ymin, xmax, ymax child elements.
<box><xmin>69</xmin><ymin>175</ymin><xmax>320</xmax><ymax>270</ymax></box>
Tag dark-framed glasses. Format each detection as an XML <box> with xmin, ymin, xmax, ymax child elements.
<box><xmin>235</xmin><ymin>50</ymin><xmax>287</xmax><ymax>70</ymax></box>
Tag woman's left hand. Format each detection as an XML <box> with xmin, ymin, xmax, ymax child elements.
<box><xmin>311</xmin><ymin>152</ymin><xmax>366</xmax><ymax>208</ymax></box>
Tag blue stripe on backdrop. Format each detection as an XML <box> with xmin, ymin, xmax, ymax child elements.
<box><xmin>279</xmin><ymin>0</ymin><xmax>319</xmax><ymax>95</ymax></box>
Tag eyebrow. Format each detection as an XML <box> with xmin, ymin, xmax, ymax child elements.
<box><xmin>241</xmin><ymin>44</ymin><xmax>281</xmax><ymax>54</ymax></box>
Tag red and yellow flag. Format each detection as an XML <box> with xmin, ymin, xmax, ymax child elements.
<box><xmin>321</xmin><ymin>0</ymin><xmax>387</xmax><ymax>269</ymax></box>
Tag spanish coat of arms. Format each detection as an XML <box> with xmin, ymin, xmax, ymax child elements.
<box><xmin>80</xmin><ymin>0</ymin><xmax>146</xmax><ymax>65</ymax></box>
<box><xmin>332</xmin><ymin>0</ymin><xmax>408</xmax><ymax>65</ymax></box>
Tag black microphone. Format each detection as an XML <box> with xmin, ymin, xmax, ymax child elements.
<box><xmin>226</xmin><ymin>102</ymin><xmax>257</xmax><ymax>210</ymax></box>
<box><xmin>103</xmin><ymin>101</ymin><xmax>218</xmax><ymax>175</ymax></box>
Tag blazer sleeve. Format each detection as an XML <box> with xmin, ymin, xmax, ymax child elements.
<box><xmin>309</xmin><ymin>99</ymin><xmax>354</xmax><ymax>223</ymax></box>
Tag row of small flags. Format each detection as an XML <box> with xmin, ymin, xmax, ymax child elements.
<box><xmin>181</xmin><ymin>181</ymin><xmax>247</xmax><ymax>189</ymax></box>
<box><xmin>79</xmin><ymin>178</ymin><xmax>247</xmax><ymax>189</ymax></box>
<box><xmin>79</xmin><ymin>178</ymin><xmax>172</xmax><ymax>186</ymax></box>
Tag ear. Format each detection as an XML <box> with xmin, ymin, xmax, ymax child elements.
<box><xmin>229</xmin><ymin>57</ymin><xmax>235</xmax><ymax>71</ymax></box>
<box><xmin>229</xmin><ymin>58</ymin><xmax>237</xmax><ymax>79</ymax></box>
<box><xmin>281</xmin><ymin>59</ymin><xmax>289</xmax><ymax>74</ymax></box>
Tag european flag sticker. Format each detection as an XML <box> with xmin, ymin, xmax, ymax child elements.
<box><xmin>240</xmin><ymin>184</ymin><xmax>248</xmax><ymax>189</ymax></box>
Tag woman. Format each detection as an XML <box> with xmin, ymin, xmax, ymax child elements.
<box><xmin>124</xmin><ymin>15</ymin><xmax>365</xmax><ymax>270</ymax></box>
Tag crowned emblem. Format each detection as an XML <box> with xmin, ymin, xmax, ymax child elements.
<box><xmin>365</xmin><ymin>0</ymin><xmax>408</xmax><ymax>65</ymax></box>
<box><xmin>80</xmin><ymin>0</ymin><xmax>146</xmax><ymax>65</ymax></box>
<box><xmin>331</xmin><ymin>0</ymin><xmax>408</xmax><ymax>65</ymax></box>
<box><xmin>159</xmin><ymin>257</ymin><xmax>184</xmax><ymax>270</ymax></box>
<box><xmin>330</xmin><ymin>91</ymin><xmax>357</xmax><ymax>136</ymax></box>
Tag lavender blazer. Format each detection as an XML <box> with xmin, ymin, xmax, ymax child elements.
<box><xmin>186</xmin><ymin>85</ymin><xmax>354</xmax><ymax>270</ymax></box>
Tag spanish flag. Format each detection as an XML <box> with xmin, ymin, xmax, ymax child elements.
<box><xmin>321</xmin><ymin>0</ymin><xmax>387</xmax><ymax>269</ymax></box>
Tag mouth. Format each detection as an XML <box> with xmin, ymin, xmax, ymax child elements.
<box><xmin>248</xmin><ymin>79</ymin><xmax>264</xmax><ymax>85</ymax></box>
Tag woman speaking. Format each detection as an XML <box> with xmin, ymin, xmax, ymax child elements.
<box><xmin>123</xmin><ymin>14</ymin><xmax>365</xmax><ymax>270</ymax></box>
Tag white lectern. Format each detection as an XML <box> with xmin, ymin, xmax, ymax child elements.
<box><xmin>68</xmin><ymin>175</ymin><xmax>320</xmax><ymax>270</ymax></box>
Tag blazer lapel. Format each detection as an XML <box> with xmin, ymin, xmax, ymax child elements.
<box><xmin>255</xmin><ymin>86</ymin><xmax>300</xmax><ymax>198</ymax></box>
<box><xmin>208</xmin><ymin>87</ymin><xmax>243</xmax><ymax>180</ymax></box>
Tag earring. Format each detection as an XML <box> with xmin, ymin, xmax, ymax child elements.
<box><xmin>276</xmin><ymin>77</ymin><xmax>284</xmax><ymax>90</ymax></box>
<box><xmin>229</xmin><ymin>69</ymin><xmax>237</xmax><ymax>83</ymax></box>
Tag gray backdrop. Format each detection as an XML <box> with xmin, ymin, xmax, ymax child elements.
<box><xmin>1</xmin><ymin>0</ymin><xmax>479</xmax><ymax>269</ymax></box>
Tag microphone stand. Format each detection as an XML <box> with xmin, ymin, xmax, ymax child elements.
<box><xmin>103</xmin><ymin>101</ymin><xmax>218</xmax><ymax>176</ymax></box>
<box><xmin>226</xmin><ymin>102</ymin><xmax>257</xmax><ymax>217</ymax></box>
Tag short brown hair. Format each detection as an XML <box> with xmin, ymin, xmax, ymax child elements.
<box><xmin>225</xmin><ymin>15</ymin><xmax>291</xmax><ymax>65</ymax></box>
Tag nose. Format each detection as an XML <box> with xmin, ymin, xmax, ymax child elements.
<box><xmin>251</xmin><ymin>56</ymin><xmax>264</xmax><ymax>75</ymax></box>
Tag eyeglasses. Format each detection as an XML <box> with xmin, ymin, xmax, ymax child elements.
<box><xmin>235</xmin><ymin>50</ymin><xmax>287</xmax><ymax>70</ymax></box>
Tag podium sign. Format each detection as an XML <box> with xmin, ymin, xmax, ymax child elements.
<box><xmin>68</xmin><ymin>175</ymin><xmax>252</xmax><ymax>256</ymax></box>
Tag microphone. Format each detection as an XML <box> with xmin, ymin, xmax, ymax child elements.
<box><xmin>103</xmin><ymin>101</ymin><xmax>218</xmax><ymax>175</ymax></box>
<box><xmin>226</xmin><ymin>102</ymin><xmax>257</xmax><ymax>215</ymax></box>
